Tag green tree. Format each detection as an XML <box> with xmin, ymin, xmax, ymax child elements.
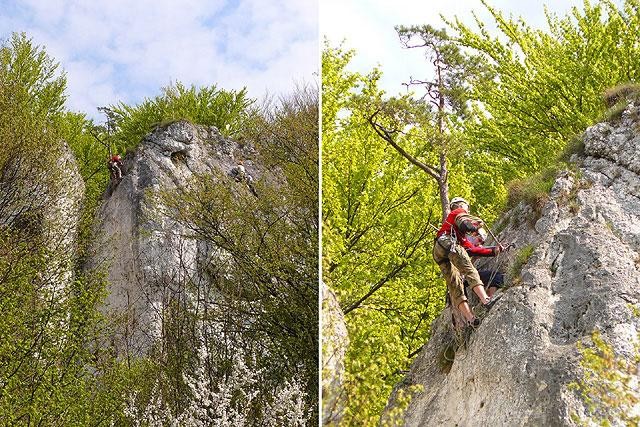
<box><xmin>107</xmin><ymin>82</ymin><xmax>253</xmax><ymax>153</ymax></box>
<box><xmin>570</xmin><ymin>330</ymin><xmax>640</xmax><ymax>426</ymax></box>
<box><xmin>367</xmin><ymin>25</ymin><xmax>490</xmax><ymax>220</ymax></box>
<box><xmin>0</xmin><ymin>32</ymin><xmax>133</xmax><ymax>425</ymax></box>
<box><xmin>323</xmin><ymin>44</ymin><xmax>448</xmax><ymax>425</ymax></box>
<box><xmin>447</xmin><ymin>0</ymin><xmax>640</xmax><ymax>175</ymax></box>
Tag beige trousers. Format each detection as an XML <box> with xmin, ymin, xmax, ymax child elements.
<box><xmin>433</xmin><ymin>235</ymin><xmax>484</xmax><ymax>308</ymax></box>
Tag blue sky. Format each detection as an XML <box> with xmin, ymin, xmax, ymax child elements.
<box><xmin>321</xmin><ymin>0</ymin><xmax>624</xmax><ymax>97</ymax></box>
<box><xmin>0</xmin><ymin>0</ymin><xmax>318</xmax><ymax>120</ymax></box>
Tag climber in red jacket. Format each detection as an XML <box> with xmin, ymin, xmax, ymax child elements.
<box><xmin>433</xmin><ymin>197</ymin><xmax>504</xmax><ymax>327</ymax></box>
<box><xmin>108</xmin><ymin>153</ymin><xmax>123</xmax><ymax>181</ymax></box>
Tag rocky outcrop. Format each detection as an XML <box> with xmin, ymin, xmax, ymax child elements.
<box><xmin>46</xmin><ymin>142</ymin><xmax>86</xmax><ymax>287</ymax></box>
<box><xmin>89</xmin><ymin>120</ymin><xmax>261</xmax><ymax>354</ymax></box>
<box><xmin>384</xmin><ymin>103</ymin><xmax>640</xmax><ymax>426</ymax></box>
<box><xmin>322</xmin><ymin>282</ymin><xmax>349</xmax><ymax>426</ymax></box>
<box><xmin>0</xmin><ymin>141</ymin><xmax>85</xmax><ymax>289</ymax></box>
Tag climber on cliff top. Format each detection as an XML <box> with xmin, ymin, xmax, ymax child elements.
<box><xmin>108</xmin><ymin>153</ymin><xmax>123</xmax><ymax>181</ymax></box>
<box><xmin>433</xmin><ymin>197</ymin><xmax>504</xmax><ymax>327</ymax></box>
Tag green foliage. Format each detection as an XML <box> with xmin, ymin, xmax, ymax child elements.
<box><xmin>0</xmin><ymin>229</ymin><xmax>136</xmax><ymax>424</ymax></box>
<box><xmin>0</xmin><ymin>32</ymin><xmax>66</xmax><ymax>119</ymax></box>
<box><xmin>381</xmin><ymin>384</ymin><xmax>424</xmax><ymax>427</ymax></box>
<box><xmin>570</xmin><ymin>330</ymin><xmax>640</xmax><ymax>426</ymax></box>
<box><xmin>447</xmin><ymin>0</ymin><xmax>640</xmax><ymax>175</ymax></box>
<box><xmin>108</xmin><ymin>82</ymin><xmax>253</xmax><ymax>153</ymax></box>
<box><xmin>0</xmin><ymin>33</ymin><xmax>65</xmax><ymax>226</ymax></box>
<box><xmin>601</xmin><ymin>82</ymin><xmax>640</xmax><ymax>123</ymax></box>
<box><xmin>510</xmin><ymin>244</ymin><xmax>535</xmax><ymax>283</ymax></box>
<box><xmin>323</xmin><ymin>44</ymin><xmax>447</xmax><ymax>425</ymax></box>
<box><xmin>506</xmin><ymin>165</ymin><xmax>558</xmax><ymax>212</ymax></box>
<box><xmin>395</xmin><ymin>24</ymin><xmax>490</xmax><ymax>121</ymax></box>
<box><xmin>58</xmin><ymin>112</ymin><xmax>108</xmax><ymax>190</ymax></box>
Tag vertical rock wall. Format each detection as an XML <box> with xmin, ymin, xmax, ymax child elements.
<box><xmin>384</xmin><ymin>103</ymin><xmax>640</xmax><ymax>426</ymax></box>
<box><xmin>89</xmin><ymin>120</ymin><xmax>260</xmax><ymax>354</ymax></box>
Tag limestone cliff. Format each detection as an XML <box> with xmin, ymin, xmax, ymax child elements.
<box><xmin>89</xmin><ymin>120</ymin><xmax>261</xmax><ymax>354</ymax></box>
<box><xmin>0</xmin><ymin>141</ymin><xmax>85</xmax><ymax>289</ymax></box>
<box><xmin>384</xmin><ymin>103</ymin><xmax>640</xmax><ymax>426</ymax></box>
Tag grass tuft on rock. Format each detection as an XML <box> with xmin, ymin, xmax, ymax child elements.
<box><xmin>509</xmin><ymin>244</ymin><xmax>535</xmax><ymax>285</ymax></box>
<box><xmin>602</xmin><ymin>83</ymin><xmax>640</xmax><ymax>123</ymax></box>
<box><xmin>506</xmin><ymin>166</ymin><xmax>558</xmax><ymax>212</ymax></box>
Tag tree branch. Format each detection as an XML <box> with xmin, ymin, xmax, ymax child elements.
<box><xmin>368</xmin><ymin>111</ymin><xmax>442</xmax><ymax>181</ymax></box>
<box><xmin>343</xmin><ymin>261</ymin><xmax>408</xmax><ymax>315</ymax></box>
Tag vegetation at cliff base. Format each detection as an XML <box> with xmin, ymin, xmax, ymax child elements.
<box><xmin>570</xmin><ymin>330</ymin><xmax>640</xmax><ymax>426</ymax></box>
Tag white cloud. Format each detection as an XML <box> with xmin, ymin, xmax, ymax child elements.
<box><xmin>1</xmin><ymin>0</ymin><xmax>317</xmax><ymax>120</ymax></box>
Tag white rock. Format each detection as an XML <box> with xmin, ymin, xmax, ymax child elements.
<box><xmin>89</xmin><ymin>120</ymin><xmax>262</xmax><ymax>354</ymax></box>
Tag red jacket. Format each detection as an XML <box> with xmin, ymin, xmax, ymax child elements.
<box><xmin>436</xmin><ymin>208</ymin><xmax>495</xmax><ymax>257</ymax></box>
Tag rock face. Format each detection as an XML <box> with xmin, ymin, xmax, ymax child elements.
<box><xmin>0</xmin><ymin>141</ymin><xmax>85</xmax><ymax>289</ymax></box>
<box><xmin>322</xmin><ymin>282</ymin><xmax>349</xmax><ymax>426</ymax></box>
<box><xmin>47</xmin><ymin>142</ymin><xmax>86</xmax><ymax>287</ymax></box>
<box><xmin>384</xmin><ymin>103</ymin><xmax>640</xmax><ymax>426</ymax></box>
<box><xmin>90</xmin><ymin>120</ymin><xmax>260</xmax><ymax>354</ymax></box>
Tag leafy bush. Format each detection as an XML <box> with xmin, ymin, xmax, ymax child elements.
<box><xmin>107</xmin><ymin>82</ymin><xmax>253</xmax><ymax>153</ymax></box>
<box><xmin>559</xmin><ymin>135</ymin><xmax>586</xmax><ymax>162</ymax></box>
<box><xmin>506</xmin><ymin>166</ymin><xmax>558</xmax><ymax>212</ymax></box>
<box><xmin>601</xmin><ymin>83</ymin><xmax>640</xmax><ymax>123</ymax></box>
<box><xmin>604</xmin><ymin>99</ymin><xmax>631</xmax><ymax>123</ymax></box>
<box><xmin>603</xmin><ymin>83</ymin><xmax>640</xmax><ymax>108</ymax></box>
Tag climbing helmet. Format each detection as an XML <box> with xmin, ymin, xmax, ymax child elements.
<box><xmin>449</xmin><ymin>196</ymin><xmax>469</xmax><ymax>210</ymax></box>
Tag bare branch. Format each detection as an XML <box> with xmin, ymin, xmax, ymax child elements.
<box><xmin>368</xmin><ymin>111</ymin><xmax>441</xmax><ymax>181</ymax></box>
